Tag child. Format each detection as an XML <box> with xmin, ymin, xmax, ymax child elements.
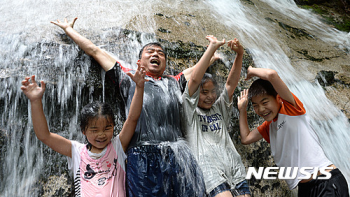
<box><xmin>237</xmin><ymin>66</ymin><xmax>349</xmax><ymax>196</ymax></box>
<box><xmin>21</xmin><ymin>64</ymin><xmax>147</xmax><ymax>197</ymax></box>
<box><xmin>182</xmin><ymin>35</ymin><xmax>251</xmax><ymax>197</ymax></box>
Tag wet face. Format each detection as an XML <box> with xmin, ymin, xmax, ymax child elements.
<box><xmin>251</xmin><ymin>94</ymin><xmax>281</xmax><ymax>122</ymax></box>
<box><xmin>83</xmin><ymin>116</ymin><xmax>114</xmax><ymax>153</ymax></box>
<box><xmin>137</xmin><ymin>45</ymin><xmax>166</xmax><ymax>78</ymax></box>
<box><xmin>198</xmin><ymin>81</ymin><xmax>217</xmax><ymax>110</ymax></box>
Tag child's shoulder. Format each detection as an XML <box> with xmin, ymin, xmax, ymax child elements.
<box><xmin>278</xmin><ymin>93</ymin><xmax>306</xmax><ymax>116</ymax></box>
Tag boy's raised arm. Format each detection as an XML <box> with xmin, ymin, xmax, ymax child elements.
<box><xmin>119</xmin><ymin>64</ymin><xmax>148</xmax><ymax>151</ymax></box>
<box><xmin>225</xmin><ymin>38</ymin><xmax>244</xmax><ymax>101</ymax></box>
<box><xmin>237</xmin><ymin>89</ymin><xmax>263</xmax><ymax>144</ymax></box>
<box><xmin>21</xmin><ymin>76</ymin><xmax>72</xmax><ymax>157</ymax></box>
<box><xmin>187</xmin><ymin>35</ymin><xmax>225</xmax><ymax>96</ymax></box>
<box><xmin>51</xmin><ymin>18</ymin><xmax>116</xmax><ymax>71</ymax></box>
<box><xmin>246</xmin><ymin>66</ymin><xmax>296</xmax><ymax>106</ymax></box>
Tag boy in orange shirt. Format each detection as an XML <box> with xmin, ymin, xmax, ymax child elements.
<box><xmin>237</xmin><ymin>66</ymin><xmax>349</xmax><ymax>196</ymax></box>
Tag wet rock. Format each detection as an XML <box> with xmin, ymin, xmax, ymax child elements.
<box><xmin>40</xmin><ymin>174</ymin><xmax>72</xmax><ymax>197</ymax></box>
<box><xmin>316</xmin><ymin>70</ymin><xmax>337</xmax><ymax>86</ymax></box>
<box><xmin>158</xmin><ymin>27</ymin><xmax>171</xmax><ymax>33</ymax></box>
<box><xmin>295</xmin><ymin>0</ymin><xmax>328</xmax><ymax>5</ymax></box>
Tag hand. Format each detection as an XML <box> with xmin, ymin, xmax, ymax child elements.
<box><xmin>245</xmin><ymin>66</ymin><xmax>255</xmax><ymax>80</ymax></box>
<box><xmin>209</xmin><ymin>52</ymin><xmax>222</xmax><ymax>65</ymax></box>
<box><xmin>237</xmin><ymin>89</ymin><xmax>249</xmax><ymax>112</ymax></box>
<box><xmin>127</xmin><ymin>64</ymin><xmax>148</xmax><ymax>88</ymax></box>
<box><xmin>212</xmin><ymin>52</ymin><xmax>221</xmax><ymax>62</ymax></box>
<box><xmin>21</xmin><ymin>75</ymin><xmax>46</xmax><ymax>102</ymax></box>
<box><xmin>206</xmin><ymin>35</ymin><xmax>225</xmax><ymax>49</ymax></box>
<box><xmin>50</xmin><ymin>17</ymin><xmax>78</xmax><ymax>30</ymax></box>
<box><xmin>228</xmin><ymin>38</ymin><xmax>244</xmax><ymax>55</ymax></box>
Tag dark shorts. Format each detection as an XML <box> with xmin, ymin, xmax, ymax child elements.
<box><xmin>126</xmin><ymin>143</ymin><xmax>206</xmax><ymax>197</ymax></box>
<box><xmin>298</xmin><ymin>168</ymin><xmax>349</xmax><ymax>197</ymax></box>
<box><xmin>209</xmin><ymin>180</ymin><xmax>251</xmax><ymax>197</ymax></box>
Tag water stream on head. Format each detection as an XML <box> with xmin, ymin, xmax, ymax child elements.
<box><xmin>1</xmin><ymin>0</ymin><xmax>349</xmax><ymax>196</ymax></box>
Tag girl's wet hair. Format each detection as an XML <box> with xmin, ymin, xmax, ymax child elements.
<box><xmin>80</xmin><ymin>101</ymin><xmax>115</xmax><ymax>133</ymax></box>
<box><xmin>200</xmin><ymin>73</ymin><xmax>218</xmax><ymax>90</ymax></box>
<box><xmin>248</xmin><ymin>79</ymin><xmax>277</xmax><ymax>100</ymax></box>
<box><xmin>138</xmin><ymin>42</ymin><xmax>167</xmax><ymax>60</ymax></box>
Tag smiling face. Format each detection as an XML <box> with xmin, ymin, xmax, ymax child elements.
<box><xmin>198</xmin><ymin>80</ymin><xmax>217</xmax><ymax>110</ymax></box>
<box><xmin>137</xmin><ymin>44</ymin><xmax>166</xmax><ymax>78</ymax></box>
<box><xmin>83</xmin><ymin>116</ymin><xmax>114</xmax><ymax>153</ymax></box>
<box><xmin>251</xmin><ymin>94</ymin><xmax>281</xmax><ymax>122</ymax></box>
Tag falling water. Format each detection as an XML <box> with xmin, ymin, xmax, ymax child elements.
<box><xmin>204</xmin><ymin>0</ymin><xmax>350</xmax><ymax>191</ymax></box>
<box><xmin>1</xmin><ymin>0</ymin><xmax>349</xmax><ymax>196</ymax></box>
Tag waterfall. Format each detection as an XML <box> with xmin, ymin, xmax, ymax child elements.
<box><xmin>204</xmin><ymin>0</ymin><xmax>350</xmax><ymax>190</ymax></box>
<box><xmin>1</xmin><ymin>0</ymin><xmax>349</xmax><ymax>196</ymax></box>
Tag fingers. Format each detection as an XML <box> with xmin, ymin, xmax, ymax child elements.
<box><xmin>238</xmin><ymin>89</ymin><xmax>248</xmax><ymax>100</ymax></box>
<box><xmin>50</xmin><ymin>17</ymin><xmax>78</xmax><ymax>26</ymax></box>
<box><xmin>72</xmin><ymin>17</ymin><xmax>78</xmax><ymax>24</ymax></box>
<box><xmin>21</xmin><ymin>75</ymin><xmax>44</xmax><ymax>87</ymax></box>
<box><xmin>137</xmin><ymin>66</ymin><xmax>148</xmax><ymax>80</ymax></box>
<box><xmin>221</xmin><ymin>38</ymin><xmax>226</xmax><ymax>44</ymax></box>
<box><xmin>126</xmin><ymin>72</ymin><xmax>133</xmax><ymax>79</ymax></box>
<box><xmin>31</xmin><ymin>75</ymin><xmax>36</xmax><ymax>84</ymax></box>
<box><xmin>40</xmin><ymin>80</ymin><xmax>46</xmax><ymax>91</ymax></box>
<box><xmin>21</xmin><ymin>77</ymin><xmax>30</xmax><ymax>85</ymax></box>
<box><xmin>228</xmin><ymin>39</ymin><xmax>241</xmax><ymax>49</ymax></box>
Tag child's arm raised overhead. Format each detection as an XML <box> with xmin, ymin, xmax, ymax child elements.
<box><xmin>21</xmin><ymin>75</ymin><xmax>72</xmax><ymax>157</ymax></box>
<box><xmin>51</xmin><ymin>18</ymin><xmax>116</xmax><ymax>71</ymax></box>
<box><xmin>188</xmin><ymin>35</ymin><xmax>225</xmax><ymax>96</ymax></box>
<box><xmin>246</xmin><ymin>66</ymin><xmax>296</xmax><ymax>106</ymax></box>
<box><xmin>226</xmin><ymin>38</ymin><xmax>244</xmax><ymax>101</ymax></box>
<box><xmin>182</xmin><ymin>52</ymin><xmax>221</xmax><ymax>81</ymax></box>
<box><xmin>237</xmin><ymin>89</ymin><xmax>263</xmax><ymax>145</ymax></box>
<box><xmin>119</xmin><ymin>64</ymin><xmax>148</xmax><ymax>151</ymax></box>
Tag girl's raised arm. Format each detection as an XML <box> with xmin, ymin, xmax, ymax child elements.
<box><xmin>225</xmin><ymin>38</ymin><xmax>244</xmax><ymax>101</ymax></box>
<box><xmin>21</xmin><ymin>75</ymin><xmax>72</xmax><ymax>157</ymax></box>
<box><xmin>119</xmin><ymin>65</ymin><xmax>148</xmax><ymax>151</ymax></box>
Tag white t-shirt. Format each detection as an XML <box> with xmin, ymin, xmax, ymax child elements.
<box><xmin>67</xmin><ymin>135</ymin><xmax>127</xmax><ymax>197</ymax></box>
<box><xmin>182</xmin><ymin>84</ymin><xmax>246</xmax><ymax>193</ymax></box>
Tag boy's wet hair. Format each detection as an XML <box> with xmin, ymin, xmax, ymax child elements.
<box><xmin>138</xmin><ymin>42</ymin><xmax>167</xmax><ymax>60</ymax></box>
<box><xmin>200</xmin><ymin>73</ymin><xmax>218</xmax><ymax>91</ymax></box>
<box><xmin>80</xmin><ymin>101</ymin><xmax>115</xmax><ymax>133</ymax></box>
<box><xmin>248</xmin><ymin>79</ymin><xmax>277</xmax><ymax>100</ymax></box>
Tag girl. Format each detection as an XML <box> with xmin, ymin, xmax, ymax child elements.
<box><xmin>182</xmin><ymin>35</ymin><xmax>251</xmax><ymax>197</ymax></box>
<box><xmin>21</xmin><ymin>65</ymin><xmax>147</xmax><ymax>197</ymax></box>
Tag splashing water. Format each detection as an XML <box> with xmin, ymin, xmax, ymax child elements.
<box><xmin>160</xmin><ymin>140</ymin><xmax>206</xmax><ymax>196</ymax></box>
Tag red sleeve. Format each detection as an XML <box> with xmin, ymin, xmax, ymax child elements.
<box><xmin>278</xmin><ymin>93</ymin><xmax>306</xmax><ymax>116</ymax></box>
<box><xmin>168</xmin><ymin>72</ymin><xmax>183</xmax><ymax>81</ymax></box>
<box><xmin>257</xmin><ymin>121</ymin><xmax>271</xmax><ymax>143</ymax></box>
<box><xmin>119</xmin><ymin>61</ymin><xmax>133</xmax><ymax>73</ymax></box>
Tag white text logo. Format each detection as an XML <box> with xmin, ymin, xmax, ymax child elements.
<box><xmin>246</xmin><ymin>167</ymin><xmax>332</xmax><ymax>180</ymax></box>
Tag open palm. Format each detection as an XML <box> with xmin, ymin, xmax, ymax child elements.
<box><xmin>21</xmin><ymin>75</ymin><xmax>45</xmax><ymax>102</ymax></box>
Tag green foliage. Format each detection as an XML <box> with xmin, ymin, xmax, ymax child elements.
<box><xmin>299</xmin><ymin>4</ymin><xmax>350</xmax><ymax>32</ymax></box>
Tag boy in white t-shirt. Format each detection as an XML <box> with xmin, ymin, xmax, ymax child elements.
<box><xmin>237</xmin><ymin>66</ymin><xmax>349</xmax><ymax>196</ymax></box>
